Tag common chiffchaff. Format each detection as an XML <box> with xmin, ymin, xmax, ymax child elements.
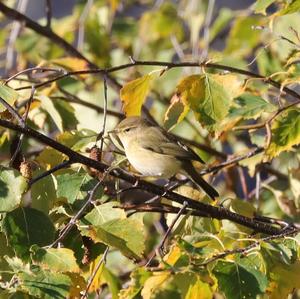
<box><xmin>112</xmin><ymin>116</ymin><xmax>219</xmax><ymax>200</ymax></box>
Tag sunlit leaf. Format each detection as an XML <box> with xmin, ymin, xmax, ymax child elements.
<box><xmin>172</xmin><ymin>73</ymin><xmax>242</xmax><ymax>132</ymax></box>
<box><xmin>0</xmin><ymin>84</ymin><xmax>19</xmax><ymax>113</ymax></box>
<box><xmin>141</xmin><ymin>272</ymin><xmax>171</xmax><ymax>299</ymax></box>
<box><xmin>31</xmin><ymin>245</ymin><xmax>80</xmax><ymax>273</ymax></box>
<box><xmin>229</xmin><ymin>94</ymin><xmax>276</xmax><ymax>120</ymax></box>
<box><xmin>120</xmin><ymin>73</ymin><xmax>155</xmax><ymax>116</ymax></box>
<box><xmin>0</xmin><ymin>166</ymin><xmax>27</xmax><ymax>212</ymax></box>
<box><xmin>93</xmin><ymin>218</ymin><xmax>145</xmax><ymax>259</ymax></box>
<box><xmin>267</xmin><ymin>108</ymin><xmax>300</xmax><ymax>158</ymax></box>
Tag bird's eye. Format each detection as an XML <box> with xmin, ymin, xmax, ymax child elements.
<box><xmin>124</xmin><ymin>128</ymin><xmax>131</xmax><ymax>132</ymax></box>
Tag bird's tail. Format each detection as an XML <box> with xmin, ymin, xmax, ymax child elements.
<box><xmin>183</xmin><ymin>163</ymin><xmax>219</xmax><ymax>200</ymax></box>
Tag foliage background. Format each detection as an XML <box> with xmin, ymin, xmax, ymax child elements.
<box><xmin>0</xmin><ymin>0</ymin><xmax>300</xmax><ymax>298</ymax></box>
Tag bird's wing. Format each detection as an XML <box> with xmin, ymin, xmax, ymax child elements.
<box><xmin>139</xmin><ymin>127</ymin><xmax>204</xmax><ymax>163</ymax></box>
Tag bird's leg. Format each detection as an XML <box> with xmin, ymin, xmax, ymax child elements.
<box><xmin>145</xmin><ymin>201</ymin><xmax>189</xmax><ymax>267</ymax></box>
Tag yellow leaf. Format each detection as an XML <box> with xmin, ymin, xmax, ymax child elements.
<box><xmin>267</xmin><ymin>108</ymin><xmax>300</xmax><ymax>158</ymax></box>
<box><xmin>164</xmin><ymin>93</ymin><xmax>190</xmax><ymax>130</ymax></box>
<box><xmin>141</xmin><ymin>272</ymin><xmax>171</xmax><ymax>299</ymax></box>
<box><xmin>0</xmin><ymin>84</ymin><xmax>19</xmax><ymax>113</ymax></box>
<box><xmin>120</xmin><ymin>73</ymin><xmax>155</xmax><ymax>116</ymax></box>
<box><xmin>268</xmin><ymin>261</ymin><xmax>300</xmax><ymax>299</ymax></box>
<box><xmin>185</xmin><ymin>278</ymin><xmax>212</xmax><ymax>299</ymax></box>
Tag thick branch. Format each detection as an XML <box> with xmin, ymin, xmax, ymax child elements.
<box><xmin>0</xmin><ymin>119</ymin><xmax>286</xmax><ymax>235</ymax></box>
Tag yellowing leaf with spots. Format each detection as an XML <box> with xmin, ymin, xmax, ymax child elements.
<box><xmin>267</xmin><ymin>108</ymin><xmax>300</xmax><ymax>158</ymax></box>
<box><xmin>120</xmin><ymin>73</ymin><xmax>155</xmax><ymax>116</ymax></box>
<box><xmin>167</xmin><ymin>73</ymin><xmax>242</xmax><ymax>132</ymax></box>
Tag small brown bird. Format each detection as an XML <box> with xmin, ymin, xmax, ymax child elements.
<box><xmin>112</xmin><ymin>116</ymin><xmax>219</xmax><ymax>200</ymax></box>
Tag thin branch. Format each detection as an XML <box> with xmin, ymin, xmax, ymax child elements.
<box><xmin>81</xmin><ymin>246</ymin><xmax>109</xmax><ymax>299</ymax></box>
<box><xmin>11</xmin><ymin>59</ymin><xmax>300</xmax><ymax>104</ymax></box>
<box><xmin>5</xmin><ymin>0</ymin><xmax>28</xmax><ymax>73</ymax></box>
<box><xmin>0</xmin><ymin>96</ymin><xmax>24</xmax><ymax>126</ymax></box>
<box><xmin>0</xmin><ymin>119</ymin><xmax>287</xmax><ymax>235</ymax></box>
<box><xmin>199</xmin><ymin>227</ymin><xmax>299</xmax><ymax>266</ymax></box>
<box><xmin>145</xmin><ymin>201</ymin><xmax>189</xmax><ymax>267</ymax></box>
<box><xmin>10</xmin><ymin>86</ymin><xmax>35</xmax><ymax>166</ymax></box>
<box><xmin>49</xmin><ymin>180</ymin><xmax>102</xmax><ymax>248</ymax></box>
<box><xmin>28</xmin><ymin>160</ymin><xmax>71</xmax><ymax>186</ymax></box>
<box><xmin>200</xmin><ymin>147</ymin><xmax>263</xmax><ymax>175</ymax></box>
<box><xmin>45</xmin><ymin>0</ymin><xmax>52</xmax><ymax>28</ymax></box>
<box><xmin>4</xmin><ymin>67</ymin><xmax>63</xmax><ymax>84</ymax></box>
<box><xmin>96</xmin><ymin>74</ymin><xmax>108</xmax><ymax>158</ymax></box>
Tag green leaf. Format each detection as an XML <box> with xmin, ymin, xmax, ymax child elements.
<box><xmin>173</xmin><ymin>74</ymin><xmax>241</xmax><ymax>132</ymax></box>
<box><xmin>31</xmin><ymin>168</ymin><xmax>56</xmax><ymax>214</ymax></box>
<box><xmin>18</xmin><ymin>270</ymin><xmax>72</xmax><ymax>299</ymax></box>
<box><xmin>56</xmin><ymin>171</ymin><xmax>101</xmax><ymax>204</ymax></box>
<box><xmin>267</xmin><ymin>108</ymin><xmax>300</xmax><ymax>158</ymax></box>
<box><xmin>210</xmin><ymin>8</ymin><xmax>233</xmax><ymax>41</ymax></box>
<box><xmin>0</xmin><ymin>166</ymin><xmax>27</xmax><ymax>212</ymax></box>
<box><xmin>31</xmin><ymin>245</ymin><xmax>79</xmax><ymax>273</ymax></box>
<box><xmin>120</xmin><ymin>73</ymin><xmax>155</xmax><ymax>116</ymax></box>
<box><xmin>225</xmin><ymin>16</ymin><xmax>262</xmax><ymax>56</ymax></box>
<box><xmin>139</xmin><ymin>2</ymin><xmax>184</xmax><ymax>44</ymax></box>
<box><xmin>2</xmin><ymin>207</ymin><xmax>55</xmax><ymax>260</ymax></box>
<box><xmin>212</xmin><ymin>260</ymin><xmax>268</xmax><ymax>299</ymax></box>
<box><xmin>229</xmin><ymin>93</ymin><xmax>276</xmax><ymax>120</ymax></box>
<box><xmin>254</xmin><ymin>0</ymin><xmax>276</xmax><ymax>15</ymax></box>
<box><xmin>93</xmin><ymin>218</ymin><xmax>145</xmax><ymax>260</ymax></box>
<box><xmin>0</xmin><ymin>84</ymin><xmax>19</xmax><ymax>113</ymax></box>
<box><xmin>53</xmin><ymin>100</ymin><xmax>78</xmax><ymax>130</ymax></box>
<box><xmin>38</xmin><ymin>95</ymin><xmax>63</xmax><ymax>132</ymax></box>
<box><xmin>280</xmin><ymin>0</ymin><xmax>300</xmax><ymax>15</ymax></box>
<box><xmin>82</xmin><ymin>202</ymin><xmax>126</xmax><ymax>226</ymax></box>
<box><xmin>80</xmin><ymin>203</ymin><xmax>144</xmax><ymax>259</ymax></box>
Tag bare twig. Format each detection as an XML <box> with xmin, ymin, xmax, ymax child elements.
<box><xmin>81</xmin><ymin>246</ymin><xmax>109</xmax><ymax>299</ymax></box>
<box><xmin>4</xmin><ymin>67</ymin><xmax>63</xmax><ymax>84</ymax></box>
<box><xmin>10</xmin><ymin>86</ymin><xmax>35</xmax><ymax>166</ymax></box>
<box><xmin>5</xmin><ymin>0</ymin><xmax>28</xmax><ymax>73</ymax></box>
<box><xmin>145</xmin><ymin>201</ymin><xmax>189</xmax><ymax>267</ymax></box>
<box><xmin>199</xmin><ymin>227</ymin><xmax>299</xmax><ymax>266</ymax></box>
<box><xmin>49</xmin><ymin>180</ymin><xmax>103</xmax><ymax>248</ymax></box>
<box><xmin>28</xmin><ymin>160</ymin><xmax>71</xmax><ymax>186</ymax></box>
<box><xmin>45</xmin><ymin>0</ymin><xmax>52</xmax><ymax>28</ymax></box>
<box><xmin>96</xmin><ymin>75</ymin><xmax>108</xmax><ymax>159</ymax></box>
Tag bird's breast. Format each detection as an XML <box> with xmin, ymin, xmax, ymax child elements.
<box><xmin>125</xmin><ymin>140</ymin><xmax>181</xmax><ymax>178</ymax></box>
